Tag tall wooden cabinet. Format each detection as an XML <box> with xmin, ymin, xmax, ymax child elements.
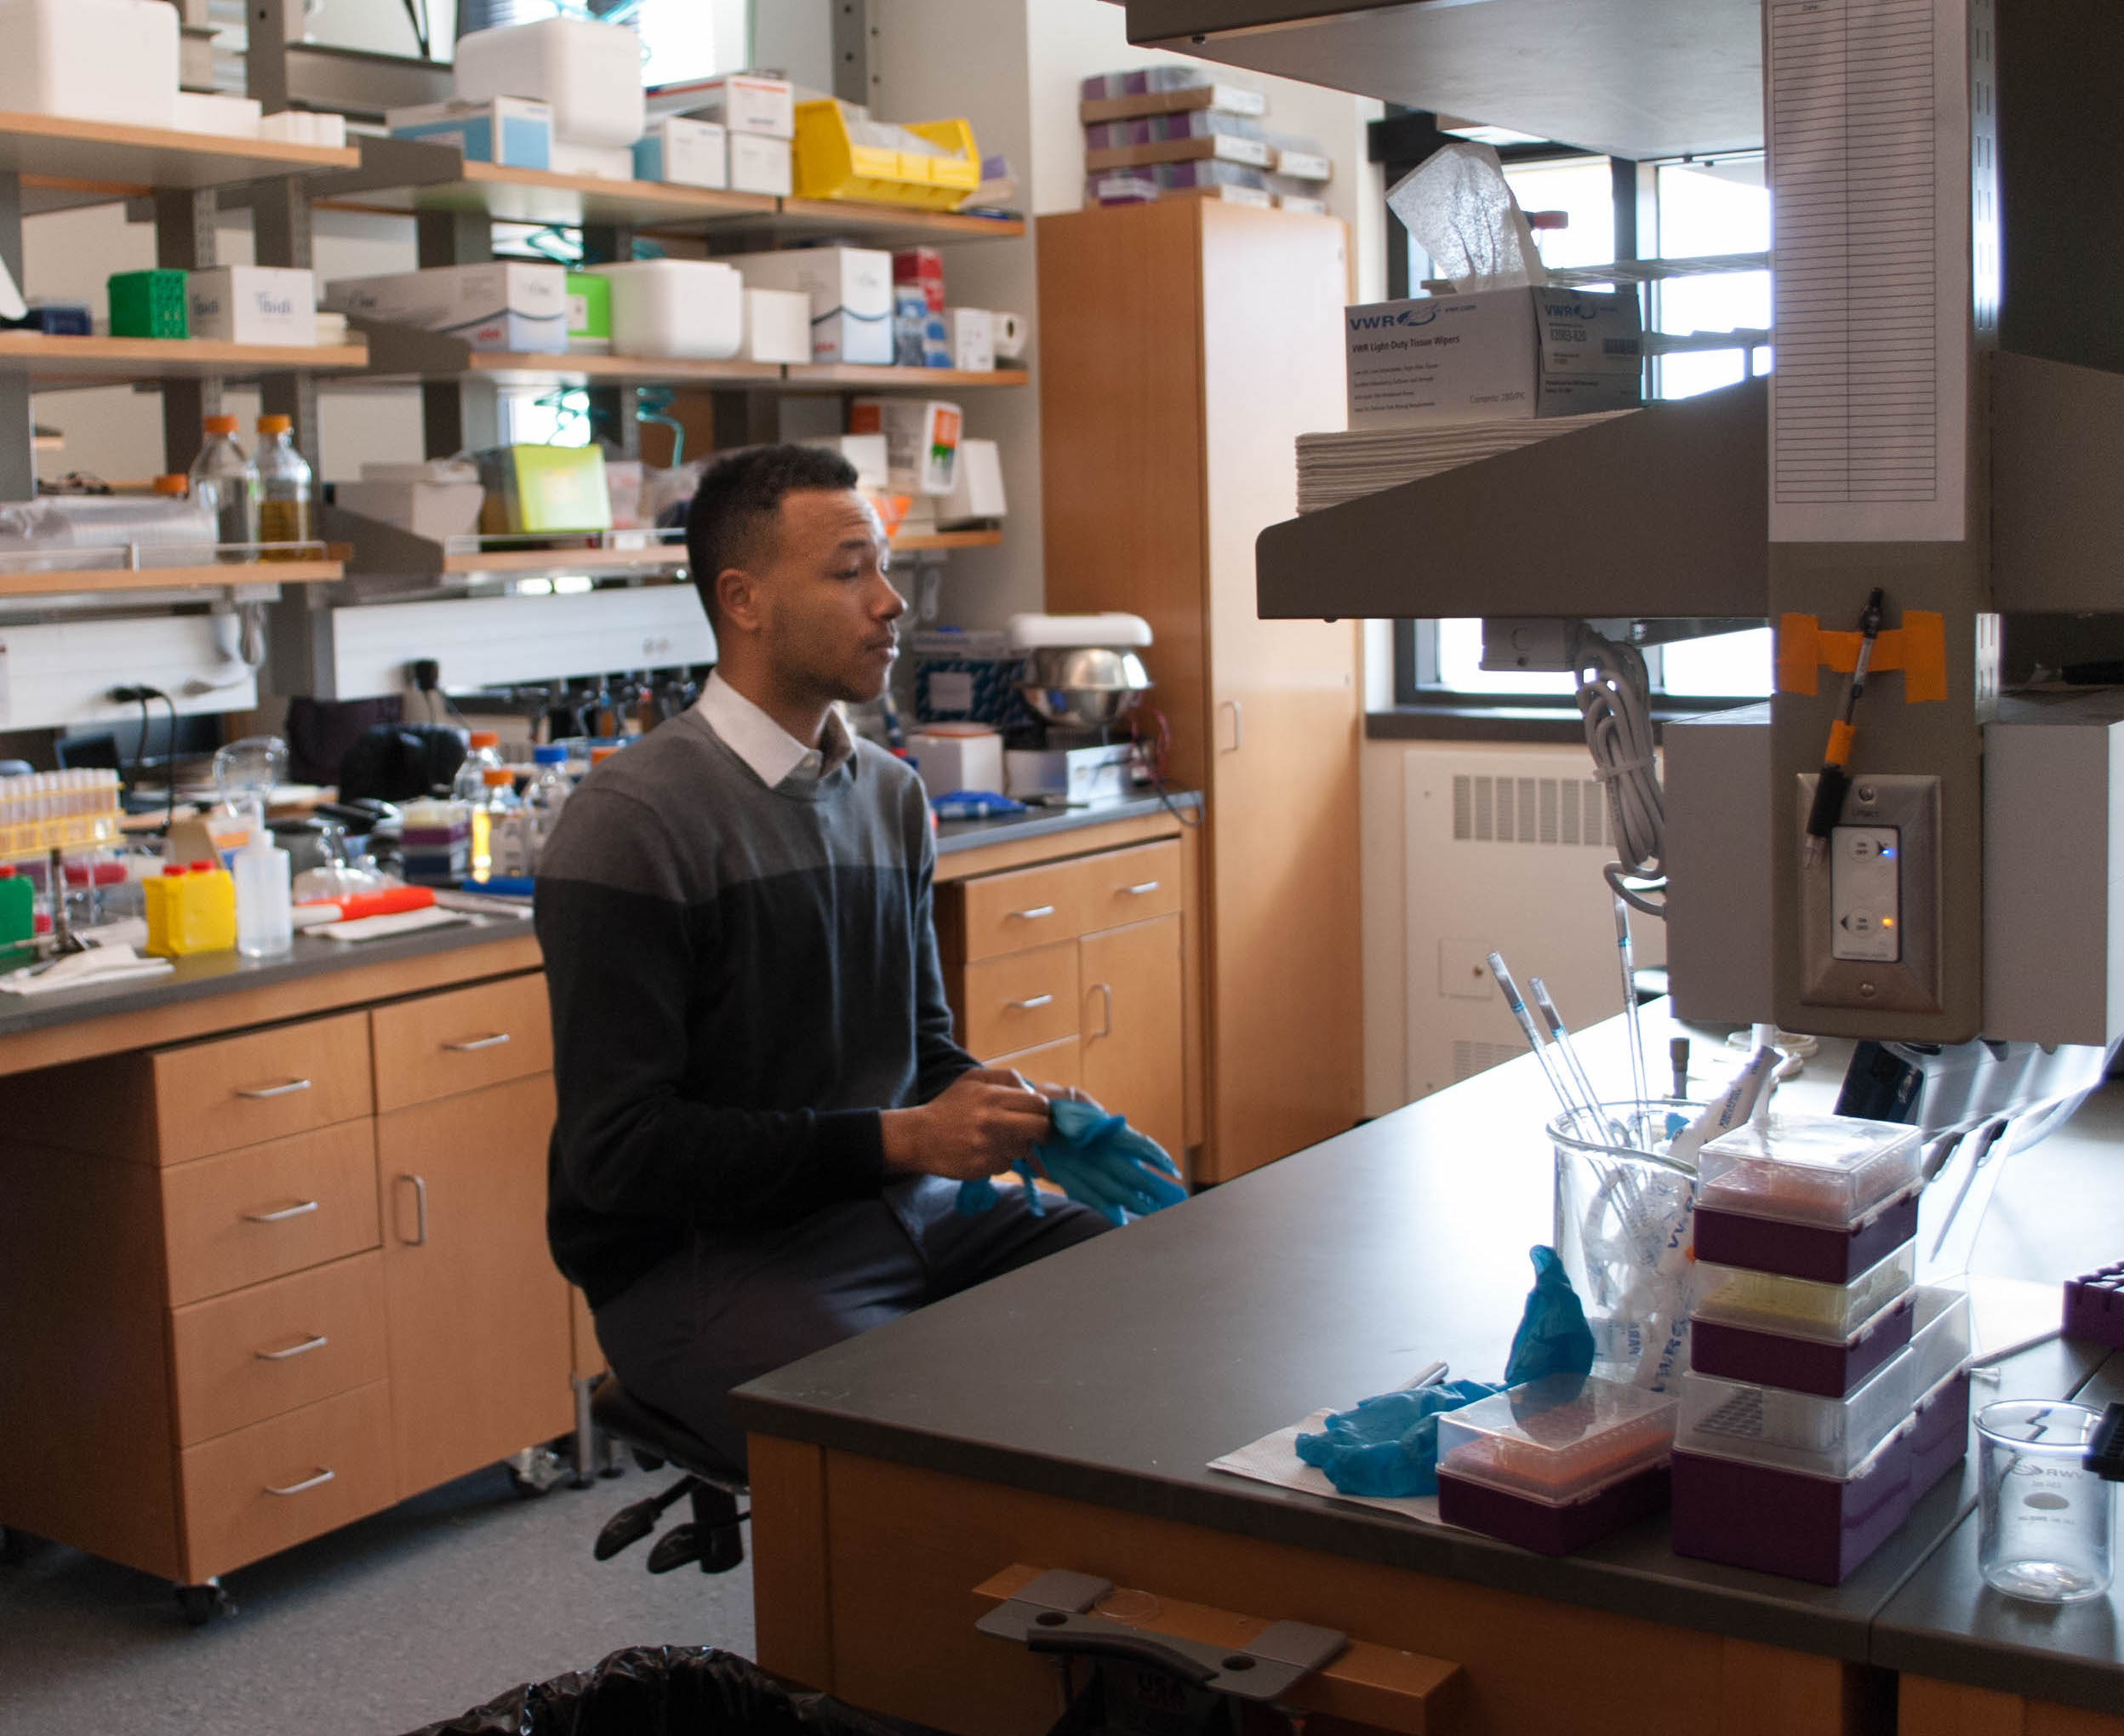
<box><xmin>1037</xmin><ymin>199</ymin><xmax>1363</xmax><ymax>1180</ymax></box>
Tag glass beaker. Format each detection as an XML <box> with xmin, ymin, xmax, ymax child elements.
<box><xmin>1976</xmin><ymin>1401</ymin><xmax>2112</xmax><ymax>1602</ymax></box>
<box><xmin>1550</xmin><ymin>1101</ymin><xmax>1704</xmax><ymax>1392</ymax></box>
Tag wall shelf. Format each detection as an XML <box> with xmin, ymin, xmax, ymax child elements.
<box><xmin>0</xmin><ymin>561</ymin><xmax>340</xmax><ymax>598</ymax></box>
<box><xmin>308</xmin><ymin>138</ymin><xmax>779</xmax><ymax>231</ymax></box>
<box><xmin>891</xmin><ymin>528</ymin><xmax>1002</xmax><ymax>553</ymax></box>
<box><xmin>0</xmin><ymin>111</ymin><xmax>358</xmax><ymax>216</ymax></box>
<box><xmin>784</xmin><ymin>364</ymin><xmax>1030</xmax><ymax>392</ymax></box>
<box><xmin>324</xmin><ymin>508</ymin><xmax>692</xmax><ymax>590</ymax></box>
<box><xmin>0</xmin><ymin>334</ymin><xmax>370</xmax><ymax>391</ymax></box>
<box><xmin>757</xmin><ymin>198</ymin><xmax>1024</xmax><ymax>249</ymax></box>
<box><xmin>334</xmin><ymin>322</ymin><xmax>784</xmax><ymax>389</ymax></box>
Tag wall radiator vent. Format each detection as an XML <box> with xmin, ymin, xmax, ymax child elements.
<box><xmin>1406</xmin><ymin>746</ymin><xmax>1664</xmax><ymax>1101</ymax></box>
<box><xmin>1451</xmin><ymin>773</ymin><xmax>1610</xmax><ymax>848</ymax></box>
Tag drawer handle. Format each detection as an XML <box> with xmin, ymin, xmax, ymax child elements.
<box><xmin>236</xmin><ymin>1077</ymin><xmax>313</xmax><ymax>1100</ymax></box>
<box><xmin>396</xmin><ymin>1174</ymin><xmax>429</xmax><ymax>1246</ymax></box>
<box><xmin>255</xmin><ymin>1333</ymin><xmax>328</xmax><ymax>1362</ymax></box>
<box><xmin>1121</xmin><ymin>881</ymin><xmax>1162</xmax><ymax>895</ymax></box>
<box><xmin>263</xmin><ymin>1468</ymin><xmax>335</xmax><ymax>1499</ymax></box>
<box><xmin>1007</xmin><ymin>994</ymin><xmax>1054</xmax><ymax>1011</ymax></box>
<box><xmin>1008</xmin><ymin>905</ymin><xmax>1057</xmax><ymax>921</ymax></box>
<box><xmin>443</xmin><ymin>1032</ymin><xmax>512</xmax><ymax>1053</ymax></box>
<box><xmin>243</xmin><ymin>1199</ymin><xmax>319</xmax><ymax>1225</ymax></box>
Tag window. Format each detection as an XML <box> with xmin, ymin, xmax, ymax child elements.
<box><xmin>1376</xmin><ymin>119</ymin><xmax>1777</xmax><ymax>704</ymax></box>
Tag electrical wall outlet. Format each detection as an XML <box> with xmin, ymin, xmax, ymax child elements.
<box><xmin>1797</xmin><ymin>772</ymin><xmax>1942</xmax><ymax>1014</ymax></box>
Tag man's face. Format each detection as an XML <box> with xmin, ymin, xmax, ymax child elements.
<box><xmin>745</xmin><ymin>488</ymin><xmax>905</xmax><ymax>704</ymax></box>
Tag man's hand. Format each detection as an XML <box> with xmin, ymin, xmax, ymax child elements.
<box><xmin>881</xmin><ymin>1070</ymin><xmax>1052</xmax><ymax>1180</ymax></box>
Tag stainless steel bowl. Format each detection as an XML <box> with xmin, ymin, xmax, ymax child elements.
<box><xmin>1015</xmin><ymin>646</ymin><xmax>1153</xmax><ymax>727</ymax></box>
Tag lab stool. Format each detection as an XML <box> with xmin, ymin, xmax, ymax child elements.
<box><xmin>590</xmin><ymin>1377</ymin><xmax>750</xmax><ymax>1575</ymax></box>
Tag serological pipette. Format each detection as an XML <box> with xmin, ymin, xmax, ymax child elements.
<box><xmin>1487</xmin><ymin>951</ymin><xmax>1580</xmax><ymax>1124</ymax></box>
<box><xmin>1613</xmin><ymin>895</ymin><xmax>1649</xmax><ymax>1114</ymax></box>
<box><xmin>1529</xmin><ymin>976</ymin><xmax>1620</xmax><ymax>1140</ymax></box>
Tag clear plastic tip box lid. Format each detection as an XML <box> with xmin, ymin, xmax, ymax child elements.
<box><xmin>1697</xmin><ymin>1112</ymin><xmax>1921</xmax><ymax>1230</ymax></box>
<box><xmin>1693</xmin><ymin>1243</ymin><xmax>1917</xmax><ymax>1345</ymax></box>
<box><xmin>1436</xmin><ymin>1374</ymin><xmax>1678</xmax><ymax>1506</ymax></box>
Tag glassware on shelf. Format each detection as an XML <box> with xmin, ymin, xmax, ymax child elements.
<box><xmin>254</xmin><ymin>414</ymin><xmax>315</xmax><ymax>560</ymax></box>
<box><xmin>211</xmin><ymin>734</ymin><xmax>288</xmax><ymax>834</ymax></box>
<box><xmin>188</xmin><ymin>414</ymin><xmax>259</xmax><ymax>558</ymax></box>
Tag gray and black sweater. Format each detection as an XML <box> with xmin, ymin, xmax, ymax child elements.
<box><xmin>534</xmin><ymin>711</ymin><xmax>975</xmax><ymax>1309</ymax></box>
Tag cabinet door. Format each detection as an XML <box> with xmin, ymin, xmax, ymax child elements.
<box><xmin>1079</xmin><ymin>915</ymin><xmax>1185</xmax><ymax>1167</ymax></box>
<box><xmin>377</xmin><ymin>1071</ymin><xmax>572</xmax><ymax>1496</ymax></box>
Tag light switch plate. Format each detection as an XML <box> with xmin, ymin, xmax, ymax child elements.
<box><xmin>1798</xmin><ymin>773</ymin><xmax>1941</xmax><ymax>1014</ymax></box>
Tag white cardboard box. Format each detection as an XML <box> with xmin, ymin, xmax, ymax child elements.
<box><xmin>744</xmin><ymin>288</ymin><xmax>813</xmax><ymax>365</ymax></box>
<box><xmin>453</xmin><ymin>17</ymin><xmax>643</xmax><ymax>148</ymax></box>
<box><xmin>945</xmin><ymin>307</ymin><xmax>995</xmax><ymax>372</ymax></box>
<box><xmin>387</xmin><ymin>96</ymin><xmax>551</xmax><ymax>168</ymax></box>
<box><xmin>1344</xmin><ymin>287</ymin><xmax>1642</xmax><ymax>429</ymax></box>
<box><xmin>634</xmin><ymin>117</ymin><xmax>726</xmax><ymax>188</ymax></box>
<box><xmin>729</xmin><ymin>247</ymin><xmax>892</xmax><ymax>365</ymax></box>
<box><xmin>1005</xmin><ymin>742</ymin><xmax>1136</xmax><ymax>804</ymax></box>
<box><xmin>802</xmin><ymin>433</ymin><xmax>890</xmax><ymax>492</ymax></box>
<box><xmin>849</xmin><ymin>397</ymin><xmax>962</xmax><ymax>495</ymax></box>
<box><xmin>186</xmin><ymin>266</ymin><xmax>316</xmax><ymax>345</ymax></box>
<box><xmin>323</xmin><ymin>262</ymin><xmax>568</xmax><ymax>355</ymax></box>
<box><xmin>908</xmin><ymin>726</ymin><xmax>1004</xmax><ymax>800</ymax></box>
<box><xmin>669</xmin><ymin>74</ymin><xmax>795</xmax><ymax>140</ymax></box>
<box><xmin>938</xmin><ymin>438</ymin><xmax>1006</xmax><ymax>527</ymax></box>
<box><xmin>728</xmin><ymin>133</ymin><xmax>793</xmax><ymax>197</ymax></box>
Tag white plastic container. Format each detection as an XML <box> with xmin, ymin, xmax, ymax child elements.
<box><xmin>591</xmin><ymin>260</ymin><xmax>743</xmax><ymax>361</ymax></box>
<box><xmin>730</xmin><ymin>248</ymin><xmax>892</xmax><ymax>364</ymax></box>
<box><xmin>172</xmin><ymin>92</ymin><xmax>262</xmax><ymax>139</ymax></box>
<box><xmin>453</xmin><ymin>18</ymin><xmax>645</xmax><ymax>149</ymax></box>
<box><xmin>232</xmin><ymin>816</ymin><xmax>293</xmax><ymax>958</ymax></box>
<box><xmin>0</xmin><ymin>0</ymin><xmax>179</xmax><ymax>128</ymax></box>
<box><xmin>1677</xmin><ymin>1349</ymin><xmax>1918</xmax><ymax>1478</ymax></box>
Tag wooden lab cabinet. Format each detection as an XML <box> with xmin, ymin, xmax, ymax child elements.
<box><xmin>0</xmin><ymin>962</ymin><xmax>571</xmax><ymax>1589</ymax></box>
<box><xmin>938</xmin><ymin>833</ymin><xmax>1191</xmax><ymax>1168</ymax></box>
<box><xmin>1038</xmin><ymin>197</ymin><xmax>1364</xmax><ymax>1182</ymax></box>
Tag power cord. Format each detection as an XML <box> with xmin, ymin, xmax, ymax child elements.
<box><xmin>106</xmin><ymin>683</ymin><xmax>180</xmax><ymax>830</ymax></box>
<box><xmin>1572</xmin><ymin>625</ymin><xmax>1665</xmax><ymax>917</ymax></box>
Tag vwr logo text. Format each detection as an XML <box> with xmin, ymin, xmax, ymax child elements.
<box><xmin>1347</xmin><ymin>305</ymin><xmax>1441</xmax><ymax>333</ymax></box>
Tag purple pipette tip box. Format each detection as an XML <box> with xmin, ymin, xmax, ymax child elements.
<box><xmin>1436</xmin><ymin>1462</ymin><xmax>1671</xmax><ymax>1557</ymax></box>
<box><xmin>1687</xmin><ymin>1292</ymin><xmax>1916</xmax><ymax>1399</ymax></box>
<box><xmin>1670</xmin><ymin>1433</ymin><xmax>1914</xmax><ymax>1585</ymax></box>
<box><xmin>2064</xmin><ymin>1261</ymin><xmax>2124</xmax><ymax>1349</ymax></box>
<box><xmin>1693</xmin><ymin>1191</ymin><xmax>1921</xmax><ymax>1285</ymax></box>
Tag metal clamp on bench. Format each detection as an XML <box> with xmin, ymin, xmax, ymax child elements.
<box><xmin>977</xmin><ymin>1568</ymin><xmax>1347</xmax><ymax>1705</ymax></box>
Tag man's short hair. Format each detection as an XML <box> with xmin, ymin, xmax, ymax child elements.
<box><xmin>685</xmin><ymin>444</ymin><xmax>860</xmax><ymax>627</ymax></box>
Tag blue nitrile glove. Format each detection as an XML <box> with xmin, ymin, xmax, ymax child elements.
<box><xmin>1293</xmin><ymin>1379</ymin><xmax>1502</xmax><ymax>1499</ymax></box>
<box><xmin>1501</xmin><ymin>1244</ymin><xmax>1598</xmax><ymax>1386</ymax></box>
<box><xmin>1290</xmin><ymin>1246</ymin><xmax>1597</xmax><ymax>1499</ymax></box>
<box><xmin>953</xmin><ymin>1096</ymin><xmax>1185</xmax><ymax>1223</ymax></box>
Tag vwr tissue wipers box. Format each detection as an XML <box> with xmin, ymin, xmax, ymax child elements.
<box><xmin>323</xmin><ymin>262</ymin><xmax>568</xmax><ymax>355</ymax></box>
<box><xmin>1344</xmin><ymin>287</ymin><xmax>1642</xmax><ymax>428</ymax></box>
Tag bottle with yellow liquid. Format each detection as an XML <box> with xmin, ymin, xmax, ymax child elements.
<box><xmin>254</xmin><ymin>414</ymin><xmax>315</xmax><ymax>562</ymax></box>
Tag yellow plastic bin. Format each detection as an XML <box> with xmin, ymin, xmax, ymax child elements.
<box><xmin>792</xmin><ymin>100</ymin><xmax>979</xmax><ymax>209</ymax></box>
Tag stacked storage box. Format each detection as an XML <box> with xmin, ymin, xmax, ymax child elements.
<box><xmin>1669</xmin><ymin>1113</ymin><xmax>1973</xmax><ymax>1583</ymax></box>
<box><xmin>1077</xmin><ymin>68</ymin><xmax>1333</xmax><ymax>213</ymax></box>
<box><xmin>1436</xmin><ymin>1373</ymin><xmax>1680</xmax><ymax>1556</ymax></box>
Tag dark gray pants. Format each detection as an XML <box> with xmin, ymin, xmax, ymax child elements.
<box><xmin>592</xmin><ymin>1175</ymin><xmax>1109</xmax><ymax>1471</ymax></box>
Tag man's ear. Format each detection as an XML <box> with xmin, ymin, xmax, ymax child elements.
<box><xmin>716</xmin><ymin>565</ymin><xmax>765</xmax><ymax>634</ymax></box>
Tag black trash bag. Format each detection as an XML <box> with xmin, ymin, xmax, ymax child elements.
<box><xmin>400</xmin><ymin>1646</ymin><xmax>928</xmax><ymax>1736</ymax></box>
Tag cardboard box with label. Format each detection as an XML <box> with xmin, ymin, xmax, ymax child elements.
<box><xmin>387</xmin><ymin>96</ymin><xmax>551</xmax><ymax>169</ymax></box>
<box><xmin>1344</xmin><ymin>287</ymin><xmax>1642</xmax><ymax>429</ymax></box>
<box><xmin>728</xmin><ymin>134</ymin><xmax>792</xmax><ymax>196</ymax></box>
<box><xmin>848</xmin><ymin>397</ymin><xmax>962</xmax><ymax>495</ymax></box>
<box><xmin>186</xmin><ymin>266</ymin><xmax>315</xmax><ymax>345</ymax></box>
<box><xmin>730</xmin><ymin>247</ymin><xmax>892</xmax><ymax>366</ymax></box>
<box><xmin>1006</xmin><ymin>741</ymin><xmax>1136</xmax><ymax>805</ymax></box>
<box><xmin>633</xmin><ymin>116</ymin><xmax>726</xmax><ymax>188</ymax></box>
<box><xmin>324</xmin><ymin>262</ymin><xmax>568</xmax><ymax>355</ymax></box>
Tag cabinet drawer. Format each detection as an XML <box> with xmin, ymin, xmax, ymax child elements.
<box><xmin>179</xmin><ymin>1380</ymin><xmax>396</xmax><ymax>1582</ymax></box>
<box><xmin>162</xmin><ymin>1121</ymin><xmax>381</xmax><ymax>1307</ymax></box>
<box><xmin>371</xmin><ymin>974</ymin><xmax>551</xmax><ymax>1113</ymax></box>
<box><xmin>956</xmin><ymin>942</ymin><xmax>1080</xmax><ymax>1060</ymax></box>
<box><xmin>1076</xmin><ymin>841</ymin><xmax>1182</xmax><ymax>932</ymax></box>
<box><xmin>983</xmin><ymin>1034</ymin><xmax>1082</xmax><ymax>1094</ymax></box>
<box><xmin>953</xmin><ymin>858</ymin><xmax>1098</xmax><ymax>962</ymax></box>
<box><xmin>169</xmin><ymin>1252</ymin><xmax>388</xmax><ymax>1447</ymax></box>
<box><xmin>150</xmin><ymin>1012</ymin><xmax>373</xmax><ymax>1164</ymax></box>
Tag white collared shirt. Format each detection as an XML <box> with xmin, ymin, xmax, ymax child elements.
<box><xmin>691</xmin><ymin>671</ymin><xmax>855</xmax><ymax>792</ymax></box>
